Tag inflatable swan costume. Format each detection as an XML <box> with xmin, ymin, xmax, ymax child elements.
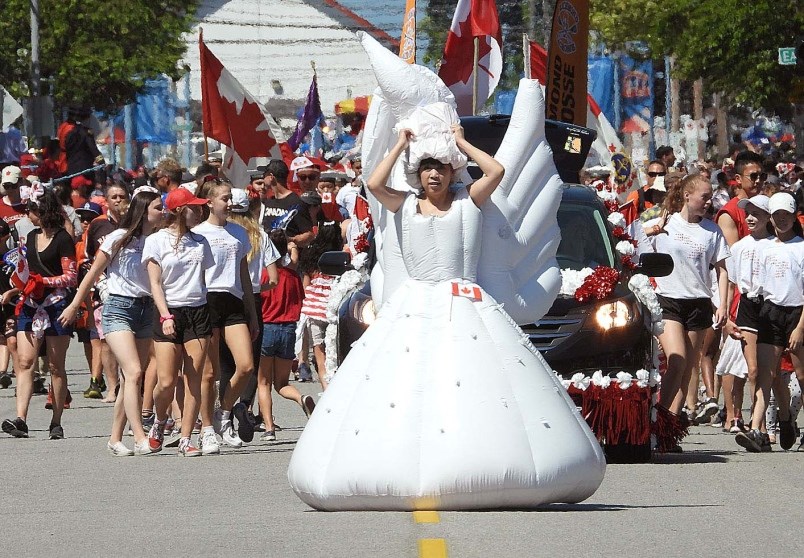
<box><xmin>287</xmin><ymin>33</ymin><xmax>605</xmax><ymax>511</ymax></box>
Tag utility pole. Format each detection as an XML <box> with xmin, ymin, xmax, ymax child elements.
<box><xmin>30</xmin><ymin>0</ymin><xmax>41</xmax><ymax>147</ymax></box>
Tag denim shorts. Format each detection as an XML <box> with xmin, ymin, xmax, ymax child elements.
<box><xmin>17</xmin><ymin>297</ymin><xmax>73</xmax><ymax>337</ymax></box>
<box><xmin>101</xmin><ymin>295</ymin><xmax>155</xmax><ymax>339</ymax></box>
<box><xmin>261</xmin><ymin>322</ymin><xmax>296</xmax><ymax>359</ymax></box>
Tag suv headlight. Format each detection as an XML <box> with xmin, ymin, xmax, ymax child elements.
<box><xmin>351</xmin><ymin>295</ymin><xmax>377</xmax><ymax>327</ymax></box>
<box><xmin>594</xmin><ymin>300</ymin><xmax>637</xmax><ymax>331</ymax></box>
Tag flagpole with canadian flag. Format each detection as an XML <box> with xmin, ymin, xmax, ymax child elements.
<box><xmin>199</xmin><ymin>29</ymin><xmax>288</xmax><ymax>187</ymax></box>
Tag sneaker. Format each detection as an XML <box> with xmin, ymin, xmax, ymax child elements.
<box><xmin>164</xmin><ymin>417</ymin><xmax>175</xmax><ymax>434</ymax></box>
<box><xmin>735</xmin><ymin>429</ymin><xmax>763</xmax><ymax>453</ymax></box>
<box><xmin>695</xmin><ymin>398</ymin><xmax>719</xmax><ymax>423</ymax></box>
<box><xmin>728</xmin><ymin>419</ymin><xmax>747</xmax><ymax>434</ymax></box>
<box><xmin>164</xmin><ymin>428</ymin><xmax>182</xmax><ymax>448</ymax></box>
<box><xmin>682</xmin><ymin>406</ymin><xmax>697</xmax><ymax>426</ymax></box>
<box><xmin>148</xmin><ymin>420</ymin><xmax>166</xmax><ymax>452</ymax></box>
<box><xmin>32</xmin><ymin>375</ymin><xmax>48</xmax><ymax>395</ymax></box>
<box><xmin>98</xmin><ymin>376</ymin><xmax>107</xmax><ymax>392</ymax></box>
<box><xmin>2</xmin><ymin>417</ymin><xmax>29</xmax><ymax>438</ymax></box>
<box><xmin>133</xmin><ymin>439</ymin><xmax>152</xmax><ymax>456</ymax></box>
<box><xmin>49</xmin><ymin>423</ymin><xmax>64</xmax><ymax>440</ymax></box>
<box><xmin>298</xmin><ymin>363</ymin><xmax>314</xmax><ymax>382</ymax></box>
<box><xmin>178</xmin><ymin>438</ymin><xmax>202</xmax><ymax>457</ymax></box>
<box><xmin>760</xmin><ymin>432</ymin><xmax>772</xmax><ymax>452</ymax></box>
<box><xmin>192</xmin><ymin>419</ymin><xmax>202</xmax><ymax>434</ymax></box>
<box><xmin>0</xmin><ymin>373</ymin><xmax>12</xmax><ymax>389</ymax></box>
<box><xmin>779</xmin><ymin>419</ymin><xmax>796</xmax><ymax>450</ymax></box>
<box><xmin>199</xmin><ymin>429</ymin><xmax>220</xmax><ymax>455</ymax></box>
<box><xmin>220</xmin><ymin>420</ymin><xmax>243</xmax><ymax>447</ymax></box>
<box><xmin>797</xmin><ymin>435</ymin><xmax>804</xmax><ymax>452</ymax></box>
<box><xmin>107</xmin><ymin>441</ymin><xmax>134</xmax><ymax>456</ymax></box>
<box><xmin>141</xmin><ymin>412</ymin><xmax>155</xmax><ymax>431</ymax></box>
<box><xmin>301</xmin><ymin>395</ymin><xmax>316</xmax><ymax>418</ymax></box>
<box><xmin>711</xmin><ymin>407</ymin><xmax>726</xmax><ymax>428</ymax></box>
<box><xmin>260</xmin><ymin>430</ymin><xmax>276</xmax><ymax>442</ymax></box>
<box><xmin>83</xmin><ymin>378</ymin><xmax>103</xmax><ymax>399</ymax></box>
<box><xmin>47</xmin><ymin>388</ymin><xmax>72</xmax><ymax>410</ymax></box>
<box><xmin>232</xmin><ymin>402</ymin><xmax>255</xmax><ymax>443</ymax></box>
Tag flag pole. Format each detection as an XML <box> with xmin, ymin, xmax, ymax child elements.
<box><xmin>523</xmin><ymin>33</ymin><xmax>531</xmax><ymax>80</ymax></box>
<box><xmin>199</xmin><ymin>27</ymin><xmax>209</xmax><ymax>162</ymax></box>
<box><xmin>472</xmin><ymin>36</ymin><xmax>479</xmax><ymax>115</ymax></box>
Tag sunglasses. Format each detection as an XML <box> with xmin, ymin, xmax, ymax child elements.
<box><xmin>297</xmin><ymin>174</ymin><xmax>320</xmax><ymax>182</ymax></box>
<box><xmin>647</xmin><ymin>171</ymin><xmax>667</xmax><ymax>178</ymax></box>
<box><xmin>201</xmin><ymin>174</ymin><xmax>222</xmax><ymax>184</ymax></box>
<box><xmin>748</xmin><ymin>172</ymin><xmax>768</xmax><ymax>182</ymax></box>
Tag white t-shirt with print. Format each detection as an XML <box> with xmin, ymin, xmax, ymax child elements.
<box><xmin>649</xmin><ymin>213</ymin><xmax>731</xmax><ymax>299</ymax></box>
<box><xmin>726</xmin><ymin>235</ymin><xmax>773</xmax><ymax>298</ymax></box>
<box><xmin>192</xmin><ymin>221</ymin><xmax>250</xmax><ymax>299</ymax></box>
<box><xmin>246</xmin><ymin>230</ymin><xmax>281</xmax><ymax>293</ymax></box>
<box><xmin>100</xmin><ymin>229</ymin><xmax>150</xmax><ymax>298</ymax></box>
<box><xmin>141</xmin><ymin>229</ymin><xmax>213</xmax><ymax>308</ymax></box>
<box><xmin>757</xmin><ymin>236</ymin><xmax>804</xmax><ymax>307</ymax></box>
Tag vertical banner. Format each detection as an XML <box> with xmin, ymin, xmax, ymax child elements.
<box><xmin>618</xmin><ymin>55</ymin><xmax>653</xmax><ymax>135</ymax></box>
<box><xmin>399</xmin><ymin>0</ymin><xmax>416</xmax><ymax>64</ymax></box>
<box><xmin>545</xmin><ymin>0</ymin><xmax>589</xmax><ymax>125</ymax></box>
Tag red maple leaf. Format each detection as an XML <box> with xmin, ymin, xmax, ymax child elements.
<box><xmin>200</xmin><ymin>38</ymin><xmax>276</xmax><ymax>162</ymax></box>
<box><xmin>438</xmin><ymin>1</ymin><xmax>500</xmax><ymax>86</ymax></box>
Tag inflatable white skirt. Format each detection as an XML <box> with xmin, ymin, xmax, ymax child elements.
<box><xmin>287</xmin><ymin>279</ymin><xmax>606</xmax><ymax>511</ymax></box>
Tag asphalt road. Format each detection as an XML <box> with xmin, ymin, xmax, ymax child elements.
<box><xmin>1</xmin><ymin>345</ymin><xmax>802</xmax><ymax>557</ymax></box>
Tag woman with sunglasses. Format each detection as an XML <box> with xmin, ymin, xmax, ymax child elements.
<box><xmin>2</xmin><ymin>187</ymin><xmax>77</xmax><ymax>440</ymax></box>
<box><xmin>142</xmin><ymin>188</ymin><xmax>213</xmax><ymax>457</ymax></box>
<box><xmin>58</xmin><ymin>187</ymin><xmax>163</xmax><ymax>455</ymax></box>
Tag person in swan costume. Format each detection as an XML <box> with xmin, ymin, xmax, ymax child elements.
<box><xmin>287</xmin><ymin>33</ymin><xmax>605</xmax><ymax>511</ymax></box>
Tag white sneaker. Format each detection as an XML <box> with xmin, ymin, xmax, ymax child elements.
<box><xmin>220</xmin><ymin>420</ymin><xmax>243</xmax><ymax>447</ymax></box>
<box><xmin>133</xmin><ymin>439</ymin><xmax>152</xmax><ymax>456</ymax></box>
<box><xmin>199</xmin><ymin>429</ymin><xmax>220</xmax><ymax>455</ymax></box>
<box><xmin>260</xmin><ymin>430</ymin><xmax>276</xmax><ymax>442</ymax></box>
<box><xmin>107</xmin><ymin>441</ymin><xmax>134</xmax><ymax>457</ymax></box>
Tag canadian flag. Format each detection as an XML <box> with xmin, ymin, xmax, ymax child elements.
<box><xmin>438</xmin><ymin>0</ymin><xmax>503</xmax><ymax>116</ymax></box>
<box><xmin>451</xmin><ymin>282</ymin><xmax>483</xmax><ymax>302</ymax></box>
<box><xmin>199</xmin><ymin>32</ymin><xmax>288</xmax><ymax>188</ymax></box>
<box><xmin>527</xmin><ymin>40</ymin><xmax>624</xmax><ymax>168</ymax></box>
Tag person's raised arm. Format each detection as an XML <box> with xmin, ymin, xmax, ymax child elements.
<box><xmin>365</xmin><ymin>129</ymin><xmax>412</xmax><ymax>213</ymax></box>
<box><xmin>458</xmin><ymin>124</ymin><xmax>505</xmax><ymax>207</ymax></box>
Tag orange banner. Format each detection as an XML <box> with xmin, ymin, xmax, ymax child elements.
<box><xmin>545</xmin><ymin>0</ymin><xmax>588</xmax><ymax>125</ymax></box>
<box><xmin>399</xmin><ymin>0</ymin><xmax>417</xmax><ymax>63</ymax></box>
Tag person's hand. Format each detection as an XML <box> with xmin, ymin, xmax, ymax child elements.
<box><xmin>713</xmin><ymin>307</ymin><xmax>727</xmax><ymax>329</ymax></box>
<box><xmin>162</xmin><ymin>318</ymin><xmax>176</xmax><ymax>339</ymax></box>
<box><xmin>451</xmin><ymin>123</ymin><xmax>465</xmax><ymax>142</ymax></box>
<box><xmin>789</xmin><ymin>327</ymin><xmax>804</xmax><ymax>351</ymax></box>
<box><xmin>396</xmin><ymin>128</ymin><xmax>413</xmax><ymax>148</ymax></box>
<box><xmin>57</xmin><ymin>303</ymin><xmax>79</xmax><ymax>327</ymax></box>
<box><xmin>0</xmin><ymin>290</ymin><xmax>16</xmax><ymax>306</ymax></box>
<box><xmin>724</xmin><ymin>320</ymin><xmax>743</xmax><ymax>340</ymax></box>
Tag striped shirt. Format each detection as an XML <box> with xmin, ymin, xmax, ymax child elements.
<box><xmin>301</xmin><ymin>273</ymin><xmax>335</xmax><ymax>321</ymax></box>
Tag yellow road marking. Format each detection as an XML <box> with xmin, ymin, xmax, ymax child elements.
<box><xmin>418</xmin><ymin>538</ymin><xmax>448</xmax><ymax>558</ymax></box>
<box><xmin>412</xmin><ymin>511</ymin><xmax>440</xmax><ymax>523</ymax></box>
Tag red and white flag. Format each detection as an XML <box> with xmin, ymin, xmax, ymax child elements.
<box><xmin>451</xmin><ymin>282</ymin><xmax>483</xmax><ymax>302</ymax></box>
<box><xmin>438</xmin><ymin>0</ymin><xmax>503</xmax><ymax>116</ymax></box>
<box><xmin>199</xmin><ymin>32</ymin><xmax>287</xmax><ymax>188</ymax></box>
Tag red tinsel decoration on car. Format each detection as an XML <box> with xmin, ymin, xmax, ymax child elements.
<box><xmin>353</xmin><ymin>233</ymin><xmax>370</xmax><ymax>254</ymax></box>
<box><xmin>574</xmin><ymin>266</ymin><xmax>620</xmax><ymax>303</ymax></box>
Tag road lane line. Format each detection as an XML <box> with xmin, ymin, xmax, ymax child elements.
<box><xmin>412</xmin><ymin>511</ymin><xmax>440</xmax><ymax>523</ymax></box>
<box><xmin>418</xmin><ymin>538</ymin><xmax>448</xmax><ymax>558</ymax></box>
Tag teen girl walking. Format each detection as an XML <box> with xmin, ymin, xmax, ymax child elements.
<box><xmin>143</xmin><ymin>188</ymin><xmax>213</xmax><ymax>457</ymax></box>
<box><xmin>59</xmin><ymin>186</ymin><xmax>163</xmax><ymax>455</ymax></box>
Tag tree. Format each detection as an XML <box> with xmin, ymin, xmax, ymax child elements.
<box><xmin>590</xmin><ymin>0</ymin><xmax>804</xmax><ymax>110</ymax></box>
<box><xmin>0</xmin><ymin>0</ymin><xmax>198</xmax><ymax>112</ymax></box>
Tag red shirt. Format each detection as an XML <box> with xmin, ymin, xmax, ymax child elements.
<box><xmin>261</xmin><ymin>266</ymin><xmax>304</xmax><ymax>323</ymax></box>
<box><xmin>715</xmin><ymin>197</ymin><xmax>749</xmax><ymax>241</ymax></box>
<box><xmin>0</xmin><ymin>197</ymin><xmax>26</xmax><ymax>229</ymax></box>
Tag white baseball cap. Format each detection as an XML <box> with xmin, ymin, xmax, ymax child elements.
<box><xmin>230</xmin><ymin>188</ymin><xmax>250</xmax><ymax>213</ymax></box>
<box><xmin>1</xmin><ymin>166</ymin><xmax>22</xmax><ymax>186</ymax></box>
<box><xmin>737</xmin><ymin>194</ymin><xmax>770</xmax><ymax>213</ymax></box>
<box><xmin>768</xmin><ymin>192</ymin><xmax>796</xmax><ymax>214</ymax></box>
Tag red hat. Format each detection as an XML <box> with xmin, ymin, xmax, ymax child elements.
<box><xmin>71</xmin><ymin>175</ymin><xmax>93</xmax><ymax>189</ymax></box>
<box><xmin>165</xmin><ymin>187</ymin><xmax>207</xmax><ymax>211</ymax></box>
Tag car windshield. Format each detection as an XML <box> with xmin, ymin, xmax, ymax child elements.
<box><xmin>556</xmin><ymin>202</ymin><xmax>615</xmax><ymax>270</ymax></box>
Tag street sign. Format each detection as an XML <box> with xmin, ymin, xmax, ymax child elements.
<box><xmin>779</xmin><ymin>47</ymin><xmax>797</xmax><ymax>65</ymax></box>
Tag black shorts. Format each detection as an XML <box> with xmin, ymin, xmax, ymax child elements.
<box><xmin>207</xmin><ymin>292</ymin><xmax>247</xmax><ymax>330</ymax></box>
<box><xmin>735</xmin><ymin>295</ymin><xmax>762</xmax><ymax>333</ymax></box>
<box><xmin>657</xmin><ymin>295</ymin><xmax>713</xmax><ymax>331</ymax></box>
<box><xmin>757</xmin><ymin>300</ymin><xmax>803</xmax><ymax>348</ymax></box>
<box><xmin>153</xmin><ymin>305</ymin><xmax>212</xmax><ymax>344</ymax></box>
<box><xmin>75</xmin><ymin>327</ymin><xmax>99</xmax><ymax>343</ymax></box>
<box><xmin>1</xmin><ymin>304</ymin><xmax>17</xmax><ymax>339</ymax></box>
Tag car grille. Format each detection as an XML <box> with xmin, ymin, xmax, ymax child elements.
<box><xmin>521</xmin><ymin>316</ymin><xmax>584</xmax><ymax>351</ymax></box>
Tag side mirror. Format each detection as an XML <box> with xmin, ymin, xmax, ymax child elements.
<box><xmin>637</xmin><ymin>252</ymin><xmax>674</xmax><ymax>278</ymax></box>
<box><xmin>318</xmin><ymin>251</ymin><xmax>352</xmax><ymax>276</ymax></box>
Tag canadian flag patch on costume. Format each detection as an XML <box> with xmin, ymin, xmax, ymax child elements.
<box><xmin>451</xmin><ymin>282</ymin><xmax>482</xmax><ymax>301</ymax></box>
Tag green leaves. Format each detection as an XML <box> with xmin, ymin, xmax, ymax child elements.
<box><xmin>0</xmin><ymin>0</ymin><xmax>198</xmax><ymax>112</ymax></box>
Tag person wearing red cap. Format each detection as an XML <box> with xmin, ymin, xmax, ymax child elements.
<box><xmin>142</xmin><ymin>187</ymin><xmax>213</xmax><ymax>457</ymax></box>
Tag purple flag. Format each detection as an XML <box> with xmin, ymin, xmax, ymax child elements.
<box><xmin>288</xmin><ymin>74</ymin><xmax>322</xmax><ymax>151</ymax></box>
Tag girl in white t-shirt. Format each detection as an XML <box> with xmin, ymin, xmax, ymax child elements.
<box><xmin>59</xmin><ymin>187</ymin><xmax>163</xmax><ymax>456</ymax></box>
<box><xmin>737</xmin><ymin>192</ymin><xmax>804</xmax><ymax>452</ymax></box>
<box><xmin>722</xmin><ymin>195</ymin><xmax>773</xmax><ymax>437</ymax></box>
<box><xmin>193</xmin><ymin>180</ymin><xmax>260</xmax><ymax>453</ymax></box>
<box><xmin>141</xmin><ymin>188</ymin><xmax>214</xmax><ymax>457</ymax></box>
<box><xmin>647</xmin><ymin>174</ymin><xmax>730</xmax><ymax>452</ymax></box>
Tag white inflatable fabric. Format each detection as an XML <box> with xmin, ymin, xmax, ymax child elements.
<box><xmin>396</xmin><ymin>102</ymin><xmax>469</xmax><ymax>180</ymax></box>
<box><xmin>288</xmin><ymin>190</ymin><xmax>606</xmax><ymax>510</ymax></box>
